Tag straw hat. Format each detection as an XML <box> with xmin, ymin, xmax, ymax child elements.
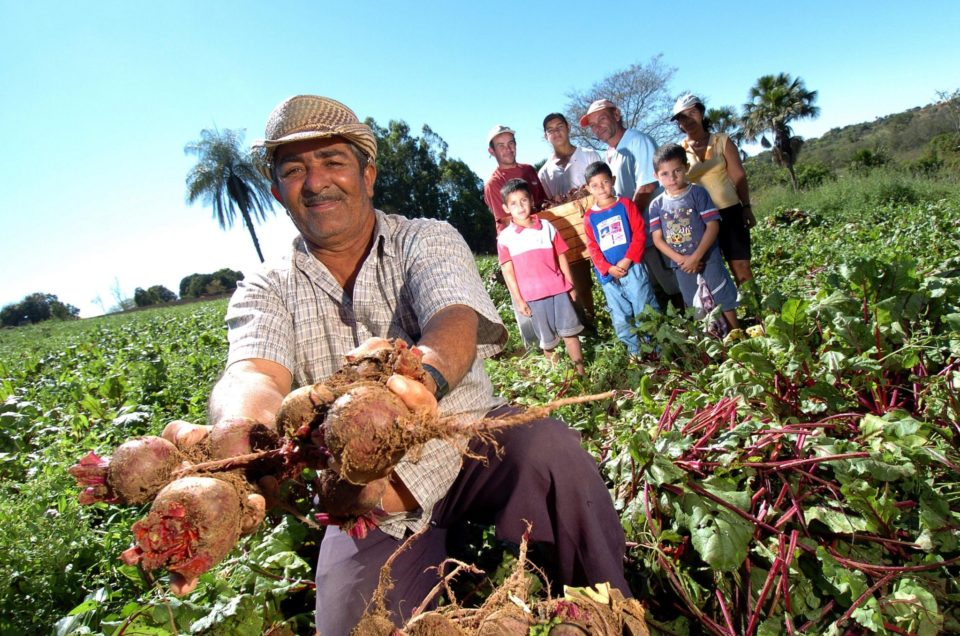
<box><xmin>252</xmin><ymin>95</ymin><xmax>378</xmax><ymax>177</ymax></box>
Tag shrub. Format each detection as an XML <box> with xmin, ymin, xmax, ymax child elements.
<box><xmin>848</xmin><ymin>147</ymin><xmax>890</xmax><ymax>173</ymax></box>
<box><xmin>795</xmin><ymin>161</ymin><xmax>835</xmax><ymax>189</ymax></box>
<box><xmin>179</xmin><ymin>268</ymin><xmax>244</xmax><ymax>299</ymax></box>
<box><xmin>133</xmin><ymin>285</ymin><xmax>178</xmax><ymax>308</ymax></box>
<box><xmin>0</xmin><ymin>293</ymin><xmax>80</xmax><ymax>327</ymax></box>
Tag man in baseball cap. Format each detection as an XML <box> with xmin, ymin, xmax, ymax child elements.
<box><xmin>482</xmin><ymin>123</ymin><xmax>548</xmax><ymax>349</ymax></box>
<box><xmin>482</xmin><ymin>124</ymin><xmax>547</xmax><ymax>234</ymax></box>
<box><xmin>197</xmin><ymin>95</ymin><xmax>631</xmax><ymax>633</ymax></box>
<box><xmin>581</xmin><ymin>98</ymin><xmax>682</xmax><ymax>308</ymax></box>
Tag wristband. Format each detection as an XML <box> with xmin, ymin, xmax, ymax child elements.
<box><xmin>421</xmin><ymin>363</ymin><xmax>449</xmax><ymax>400</ymax></box>
<box><xmin>742</xmin><ymin>203</ymin><xmax>752</xmax><ymax>209</ymax></box>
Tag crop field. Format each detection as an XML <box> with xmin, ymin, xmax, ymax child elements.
<box><xmin>2</xmin><ymin>171</ymin><xmax>959</xmax><ymax>635</ymax></box>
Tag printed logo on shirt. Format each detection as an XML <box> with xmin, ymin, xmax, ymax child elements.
<box><xmin>663</xmin><ymin>207</ymin><xmax>695</xmax><ymax>254</ymax></box>
<box><xmin>597</xmin><ymin>216</ymin><xmax>627</xmax><ymax>251</ymax></box>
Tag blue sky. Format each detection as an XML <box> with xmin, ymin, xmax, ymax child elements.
<box><xmin>1</xmin><ymin>0</ymin><xmax>958</xmax><ymax>317</ymax></box>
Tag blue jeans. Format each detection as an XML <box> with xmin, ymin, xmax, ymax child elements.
<box><xmin>600</xmin><ymin>263</ymin><xmax>659</xmax><ymax>353</ymax></box>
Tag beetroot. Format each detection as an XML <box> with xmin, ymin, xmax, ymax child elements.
<box><xmin>69</xmin><ymin>339</ymin><xmax>615</xmax><ymax>597</ymax></box>
<box><xmin>271</xmin><ymin>342</ymin><xmax>616</xmax><ymax>490</ymax></box>
<box><xmin>121</xmin><ymin>476</ymin><xmax>243</xmax><ymax>581</ymax></box>
<box><xmin>316</xmin><ymin>470</ymin><xmax>386</xmax><ymax>519</ymax></box>
<box><xmin>69</xmin><ymin>436</ymin><xmax>183</xmax><ymax>505</ymax></box>
<box><xmin>208</xmin><ymin>417</ymin><xmax>279</xmax><ymax>460</ymax></box>
<box><xmin>321</xmin><ymin>382</ymin><xmax>413</xmax><ymax>484</ymax></box>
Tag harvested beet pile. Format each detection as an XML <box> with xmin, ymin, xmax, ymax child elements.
<box><xmin>68</xmin><ymin>339</ymin><xmax>615</xmax><ymax>594</ymax></box>
<box><xmin>351</xmin><ymin>524</ymin><xmax>649</xmax><ymax>636</ymax></box>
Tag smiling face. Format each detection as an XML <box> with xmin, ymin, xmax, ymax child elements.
<box><xmin>586</xmin><ymin>108</ymin><xmax>624</xmax><ymax>145</ymax></box>
<box><xmin>271</xmin><ymin>136</ymin><xmax>377</xmax><ymax>252</ymax></box>
<box><xmin>488</xmin><ymin>132</ymin><xmax>518</xmax><ymax>167</ymax></box>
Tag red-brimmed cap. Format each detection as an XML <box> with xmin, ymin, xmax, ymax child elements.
<box><xmin>579</xmin><ymin>99</ymin><xmax>617</xmax><ymax>126</ymax></box>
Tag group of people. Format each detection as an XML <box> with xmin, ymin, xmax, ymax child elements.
<box><xmin>486</xmin><ymin>96</ymin><xmax>756</xmax><ymax>367</ymax></box>
<box><xmin>198</xmin><ymin>92</ymin><xmax>757</xmax><ymax>634</ymax></box>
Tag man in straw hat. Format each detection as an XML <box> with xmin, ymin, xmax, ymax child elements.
<box><xmin>200</xmin><ymin>95</ymin><xmax>629</xmax><ymax>633</ymax></box>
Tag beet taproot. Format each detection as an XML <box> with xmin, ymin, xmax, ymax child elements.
<box><xmin>69</xmin><ymin>436</ymin><xmax>184</xmax><ymax>505</ymax></box>
<box><xmin>121</xmin><ymin>476</ymin><xmax>243</xmax><ymax>583</ymax></box>
<box><xmin>208</xmin><ymin>417</ymin><xmax>279</xmax><ymax>460</ymax></box>
<box><xmin>322</xmin><ymin>382</ymin><xmax>414</xmax><ymax>484</ymax></box>
<box><xmin>316</xmin><ymin>470</ymin><xmax>386</xmax><ymax>519</ymax></box>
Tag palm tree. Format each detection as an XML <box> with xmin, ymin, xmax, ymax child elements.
<box><xmin>706</xmin><ymin>105</ymin><xmax>747</xmax><ymax>160</ymax></box>
<box><xmin>185</xmin><ymin>128</ymin><xmax>275</xmax><ymax>262</ymax></box>
<box><xmin>741</xmin><ymin>74</ymin><xmax>820</xmax><ymax>191</ymax></box>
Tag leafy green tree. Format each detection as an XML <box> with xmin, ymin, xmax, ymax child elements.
<box><xmin>741</xmin><ymin>73</ymin><xmax>820</xmax><ymax>191</ymax></box>
<box><xmin>367</xmin><ymin>119</ymin><xmax>494</xmax><ymax>253</ymax></box>
<box><xmin>438</xmin><ymin>157</ymin><xmax>496</xmax><ymax>253</ymax></box>
<box><xmin>185</xmin><ymin>129</ymin><xmax>275</xmax><ymax>262</ymax></box>
<box><xmin>179</xmin><ymin>268</ymin><xmax>244</xmax><ymax>299</ymax></box>
<box><xmin>1</xmin><ymin>293</ymin><xmax>79</xmax><ymax>326</ymax></box>
<box><xmin>133</xmin><ymin>285</ymin><xmax>178</xmax><ymax>307</ymax></box>
<box><xmin>705</xmin><ymin>105</ymin><xmax>747</xmax><ymax>160</ymax></box>
<box><xmin>368</xmin><ymin>120</ymin><xmax>445</xmax><ymax>220</ymax></box>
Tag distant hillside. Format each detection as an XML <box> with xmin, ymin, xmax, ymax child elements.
<box><xmin>748</xmin><ymin>97</ymin><xmax>959</xmax><ymax>169</ymax></box>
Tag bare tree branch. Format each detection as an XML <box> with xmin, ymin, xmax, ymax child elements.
<box><xmin>564</xmin><ymin>54</ymin><xmax>678</xmax><ymax>148</ymax></box>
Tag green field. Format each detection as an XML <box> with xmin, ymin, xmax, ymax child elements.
<box><xmin>2</xmin><ymin>170</ymin><xmax>959</xmax><ymax>635</ymax></box>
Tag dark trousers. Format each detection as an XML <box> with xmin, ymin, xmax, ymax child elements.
<box><xmin>314</xmin><ymin>410</ymin><xmax>629</xmax><ymax>635</ymax></box>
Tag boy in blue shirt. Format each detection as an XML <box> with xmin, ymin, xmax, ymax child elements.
<box><xmin>583</xmin><ymin>161</ymin><xmax>659</xmax><ymax>355</ymax></box>
<box><xmin>648</xmin><ymin>144</ymin><xmax>740</xmax><ymax>330</ymax></box>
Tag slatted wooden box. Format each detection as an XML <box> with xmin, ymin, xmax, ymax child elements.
<box><xmin>538</xmin><ymin>195</ymin><xmax>594</xmax><ymax>264</ymax></box>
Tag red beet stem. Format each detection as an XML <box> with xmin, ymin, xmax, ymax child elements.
<box><xmin>743</xmin><ymin>452</ymin><xmax>870</xmax><ymax>470</ymax></box>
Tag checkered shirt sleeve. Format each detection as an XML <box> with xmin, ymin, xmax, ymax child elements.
<box><xmin>225</xmin><ymin>211</ymin><xmax>506</xmax><ymax>538</ymax></box>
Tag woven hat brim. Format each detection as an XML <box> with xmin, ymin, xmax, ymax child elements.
<box><xmin>251</xmin><ymin>130</ymin><xmax>378</xmax><ymax>180</ymax></box>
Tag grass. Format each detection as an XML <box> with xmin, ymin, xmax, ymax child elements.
<box><xmin>752</xmin><ymin>166</ymin><xmax>959</xmax><ymax>217</ymax></box>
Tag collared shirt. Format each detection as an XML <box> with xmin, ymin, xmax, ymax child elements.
<box><xmin>225</xmin><ymin>209</ymin><xmax>508</xmax><ymax>538</ymax></box>
<box><xmin>606</xmin><ymin>128</ymin><xmax>659</xmax><ymax>203</ymax></box>
<box><xmin>537</xmin><ymin>146</ymin><xmax>602</xmax><ymax>200</ymax></box>
<box><xmin>496</xmin><ymin>216</ymin><xmax>572</xmax><ymax>301</ymax></box>
<box><xmin>483</xmin><ymin>164</ymin><xmax>547</xmax><ymax>234</ymax></box>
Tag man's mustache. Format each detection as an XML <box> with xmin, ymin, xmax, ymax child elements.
<box><xmin>302</xmin><ymin>193</ymin><xmax>345</xmax><ymax>206</ymax></box>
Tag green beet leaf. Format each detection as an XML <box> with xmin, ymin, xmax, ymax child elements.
<box><xmin>679</xmin><ymin>488</ymin><xmax>753</xmax><ymax>572</ymax></box>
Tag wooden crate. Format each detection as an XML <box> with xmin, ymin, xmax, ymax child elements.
<box><xmin>538</xmin><ymin>195</ymin><xmax>594</xmax><ymax>263</ymax></box>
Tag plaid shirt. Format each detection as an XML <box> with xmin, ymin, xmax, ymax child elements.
<box><xmin>225</xmin><ymin>210</ymin><xmax>507</xmax><ymax>537</ymax></box>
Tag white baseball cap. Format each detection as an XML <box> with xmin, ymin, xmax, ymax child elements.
<box><xmin>487</xmin><ymin>124</ymin><xmax>516</xmax><ymax>144</ymax></box>
<box><xmin>671</xmin><ymin>94</ymin><xmax>703</xmax><ymax>119</ymax></box>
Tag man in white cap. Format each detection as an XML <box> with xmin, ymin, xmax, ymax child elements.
<box><xmin>482</xmin><ymin>124</ymin><xmax>547</xmax><ymax>234</ymax></box>
<box><xmin>581</xmin><ymin>100</ymin><xmax>681</xmax><ymax>306</ymax></box>
<box><xmin>482</xmin><ymin>124</ymin><xmax>546</xmax><ymax>347</ymax></box>
<box><xmin>201</xmin><ymin>95</ymin><xmax>629</xmax><ymax>633</ymax></box>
